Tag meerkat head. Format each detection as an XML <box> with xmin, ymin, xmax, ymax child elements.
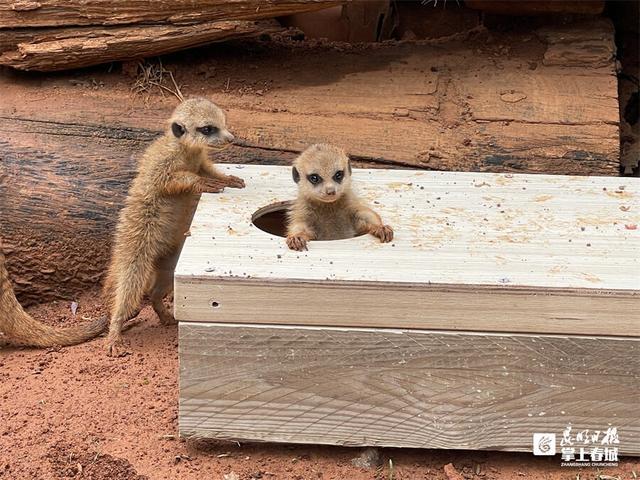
<box><xmin>168</xmin><ymin>97</ymin><xmax>234</xmax><ymax>150</ymax></box>
<box><xmin>292</xmin><ymin>144</ymin><xmax>352</xmax><ymax>203</ymax></box>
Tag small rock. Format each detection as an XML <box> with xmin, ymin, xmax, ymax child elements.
<box><xmin>443</xmin><ymin>463</ymin><xmax>465</xmax><ymax>480</ymax></box>
<box><xmin>350</xmin><ymin>447</ymin><xmax>381</xmax><ymax>469</ymax></box>
<box><xmin>223</xmin><ymin>473</ymin><xmax>240</xmax><ymax>480</ymax></box>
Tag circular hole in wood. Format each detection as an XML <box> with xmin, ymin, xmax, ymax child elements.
<box><xmin>252</xmin><ymin>201</ymin><xmax>364</xmax><ymax>240</ymax></box>
<box><xmin>211</xmin><ymin>301</ymin><xmax>220</xmax><ymax>308</ymax></box>
<box><xmin>251</xmin><ymin>201</ymin><xmax>291</xmax><ymax>238</ymax></box>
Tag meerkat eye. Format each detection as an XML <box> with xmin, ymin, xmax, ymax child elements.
<box><xmin>333</xmin><ymin>170</ymin><xmax>344</xmax><ymax>183</ymax></box>
<box><xmin>198</xmin><ymin>125</ymin><xmax>219</xmax><ymax>136</ymax></box>
<box><xmin>307</xmin><ymin>174</ymin><xmax>322</xmax><ymax>185</ymax></box>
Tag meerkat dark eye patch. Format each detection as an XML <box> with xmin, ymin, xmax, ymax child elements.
<box><xmin>197</xmin><ymin>125</ymin><xmax>219</xmax><ymax>136</ymax></box>
<box><xmin>292</xmin><ymin>167</ymin><xmax>300</xmax><ymax>183</ymax></box>
<box><xmin>171</xmin><ymin>122</ymin><xmax>185</xmax><ymax>138</ymax></box>
<box><xmin>307</xmin><ymin>173</ymin><xmax>322</xmax><ymax>185</ymax></box>
<box><xmin>333</xmin><ymin>170</ymin><xmax>344</xmax><ymax>183</ymax></box>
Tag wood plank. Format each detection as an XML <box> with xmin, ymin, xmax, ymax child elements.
<box><xmin>176</xmin><ymin>165</ymin><xmax>640</xmax><ymax>288</ymax></box>
<box><xmin>175</xmin><ymin>280</ymin><xmax>640</xmax><ymax>337</ymax></box>
<box><xmin>179</xmin><ymin>323</ymin><xmax>640</xmax><ymax>454</ymax></box>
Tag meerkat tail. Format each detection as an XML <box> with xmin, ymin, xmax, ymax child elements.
<box><xmin>0</xmin><ymin>252</ymin><xmax>108</xmax><ymax>347</ymax></box>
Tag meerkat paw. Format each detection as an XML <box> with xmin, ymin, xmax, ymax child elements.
<box><xmin>200</xmin><ymin>178</ymin><xmax>225</xmax><ymax>194</ymax></box>
<box><xmin>105</xmin><ymin>334</ymin><xmax>130</xmax><ymax>357</ymax></box>
<box><xmin>371</xmin><ymin>224</ymin><xmax>394</xmax><ymax>243</ymax></box>
<box><xmin>286</xmin><ymin>235</ymin><xmax>309</xmax><ymax>251</ymax></box>
<box><xmin>224</xmin><ymin>175</ymin><xmax>245</xmax><ymax>189</ymax></box>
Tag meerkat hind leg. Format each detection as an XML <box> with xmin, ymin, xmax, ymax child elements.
<box><xmin>105</xmin><ymin>301</ymin><xmax>144</xmax><ymax>357</ymax></box>
<box><xmin>105</xmin><ymin>316</ymin><xmax>130</xmax><ymax>357</ymax></box>
<box><xmin>149</xmin><ymin>268</ymin><xmax>176</xmax><ymax>326</ymax></box>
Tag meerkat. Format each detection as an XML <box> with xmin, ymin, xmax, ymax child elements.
<box><xmin>286</xmin><ymin>143</ymin><xmax>393</xmax><ymax>251</ymax></box>
<box><xmin>0</xmin><ymin>248</ymin><xmax>108</xmax><ymax>347</ymax></box>
<box><xmin>103</xmin><ymin>97</ymin><xmax>244</xmax><ymax>356</ymax></box>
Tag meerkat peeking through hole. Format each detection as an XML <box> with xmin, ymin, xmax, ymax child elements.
<box><xmin>103</xmin><ymin>97</ymin><xmax>245</xmax><ymax>356</ymax></box>
<box><xmin>286</xmin><ymin>144</ymin><xmax>394</xmax><ymax>251</ymax></box>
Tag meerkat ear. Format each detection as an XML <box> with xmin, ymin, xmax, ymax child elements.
<box><xmin>347</xmin><ymin>159</ymin><xmax>352</xmax><ymax>175</ymax></box>
<box><xmin>292</xmin><ymin>166</ymin><xmax>300</xmax><ymax>183</ymax></box>
<box><xmin>171</xmin><ymin>122</ymin><xmax>186</xmax><ymax>138</ymax></box>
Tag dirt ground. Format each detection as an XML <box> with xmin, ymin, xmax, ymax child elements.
<box><xmin>0</xmin><ymin>290</ymin><xmax>638</xmax><ymax>480</ymax></box>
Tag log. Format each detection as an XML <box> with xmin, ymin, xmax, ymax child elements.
<box><xmin>0</xmin><ymin>0</ymin><xmax>343</xmax><ymax>71</ymax></box>
<box><xmin>0</xmin><ymin>18</ymin><xmax>620</xmax><ymax>304</ymax></box>
<box><xmin>0</xmin><ymin>20</ymin><xmax>283</xmax><ymax>71</ymax></box>
<box><xmin>0</xmin><ymin>0</ymin><xmax>344</xmax><ymax>28</ymax></box>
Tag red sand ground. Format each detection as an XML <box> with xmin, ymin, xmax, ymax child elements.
<box><xmin>1</xmin><ymin>290</ymin><xmax>638</xmax><ymax>479</ymax></box>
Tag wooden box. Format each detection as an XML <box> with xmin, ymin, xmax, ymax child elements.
<box><xmin>176</xmin><ymin>164</ymin><xmax>640</xmax><ymax>454</ymax></box>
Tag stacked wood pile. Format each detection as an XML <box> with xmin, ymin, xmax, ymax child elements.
<box><xmin>0</xmin><ymin>0</ymin><xmax>343</xmax><ymax>71</ymax></box>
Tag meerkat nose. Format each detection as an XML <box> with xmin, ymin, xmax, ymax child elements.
<box><xmin>326</xmin><ymin>186</ymin><xmax>336</xmax><ymax>196</ymax></box>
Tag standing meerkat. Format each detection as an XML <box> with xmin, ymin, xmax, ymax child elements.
<box><xmin>0</xmin><ymin>248</ymin><xmax>107</xmax><ymax>347</ymax></box>
<box><xmin>286</xmin><ymin>143</ymin><xmax>393</xmax><ymax>251</ymax></box>
<box><xmin>103</xmin><ymin>97</ymin><xmax>244</xmax><ymax>356</ymax></box>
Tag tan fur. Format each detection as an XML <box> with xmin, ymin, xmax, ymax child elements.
<box><xmin>286</xmin><ymin>144</ymin><xmax>393</xmax><ymax>251</ymax></box>
<box><xmin>0</xmin><ymin>248</ymin><xmax>107</xmax><ymax>347</ymax></box>
<box><xmin>103</xmin><ymin>97</ymin><xmax>244</xmax><ymax>356</ymax></box>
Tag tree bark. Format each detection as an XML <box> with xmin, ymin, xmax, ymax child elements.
<box><xmin>0</xmin><ymin>20</ymin><xmax>282</xmax><ymax>71</ymax></box>
<box><xmin>0</xmin><ymin>0</ymin><xmax>344</xmax><ymax>28</ymax></box>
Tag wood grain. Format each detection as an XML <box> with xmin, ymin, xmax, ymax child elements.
<box><xmin>176</xmin><ymin>165</ymin><xmax>640</xmax><ymax>279</ymax></box>
<box><xmin>175</xmin><ymin>280</ymin><xmax>640</xmax><ymax>337</ymax></box>
<box><xmin>0</xmin><ymin>0</ymin><xmax>343</xmax><ymax>28</ymax></box>
<box><xmin>179</xmin><ymin>323</ymin><xmax>640</xmax><ymax>454</ymax></box>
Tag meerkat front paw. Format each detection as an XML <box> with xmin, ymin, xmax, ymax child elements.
<box><xmin>370</xmin><ymin>224</ymin><xmax>394</xmax><ymax>243</ymax></box>
<box><xmin>105</xmin><ymin>334</ymin><xmax>130</xmax><ymax>357</ymax></box>
<box><xmin>224</xmin><ymin>175</ymin><xmax>245</xmax><ymax>189</ymax></box>
<box><xmin>199</xmin><ymin>178</ymin><xmax>225</xmax><ymax>194</ymax></box>
<box><xmin>286</xmin><ymin>235</ymin><xmax>309</xmax><ymax>251</ymax></box>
